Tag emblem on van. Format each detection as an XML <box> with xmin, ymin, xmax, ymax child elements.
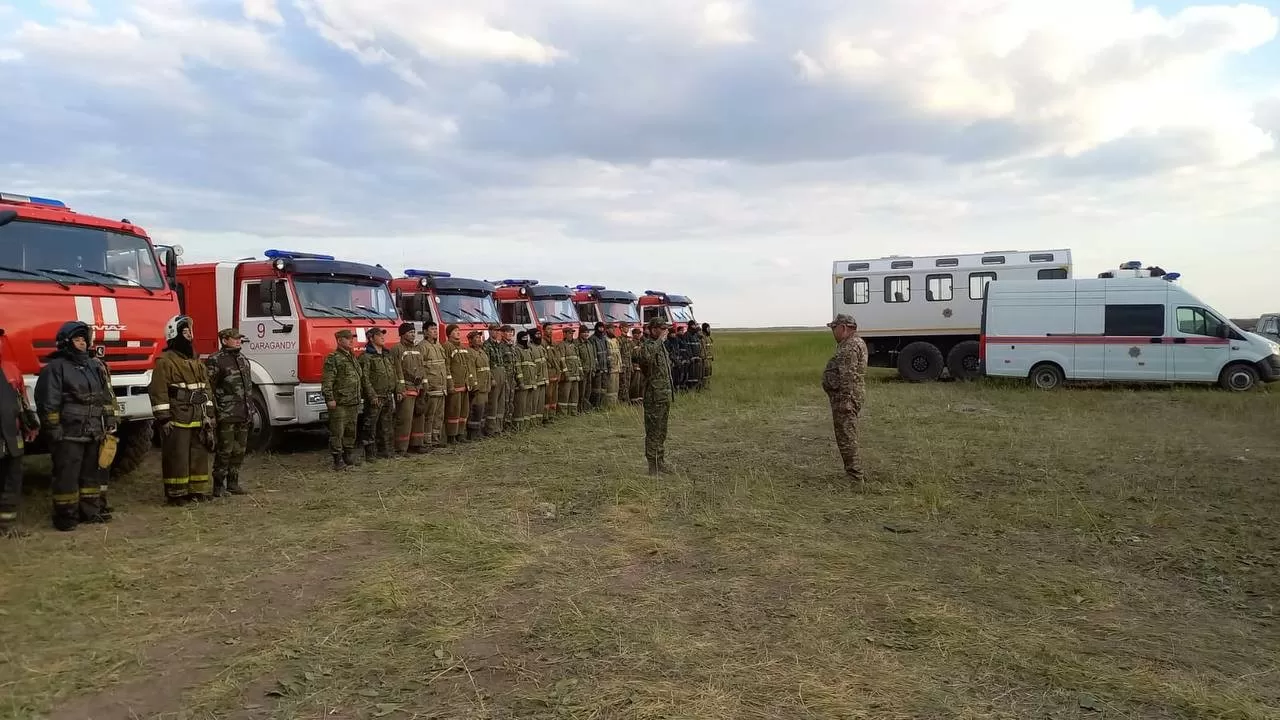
<box><xmin>1128</xmin><ymin>346</ymin><xmax>1141</xmax><ymax>358</ymax></box>
<box><xmin>942</xmin><ymin>308</ymin><xmax>953</xmax><ymax>318</ymax></box>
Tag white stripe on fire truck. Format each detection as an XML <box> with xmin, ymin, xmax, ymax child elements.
<box><xmin>99</xmin><ymin>297</ymin><xmax>121</xmax><ymax>341</ymax></box>
<box><xmin>73</xmin><ymin>296</ymin><xmax>96</xmax><ymax>343</ymax></box>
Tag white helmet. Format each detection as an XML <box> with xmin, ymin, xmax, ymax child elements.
<box><xmin>165</xmin><ymin>314</ymin><xmax>192</xmax><ymax>341</ymax></box>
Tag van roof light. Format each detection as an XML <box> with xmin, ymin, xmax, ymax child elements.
<box><xmin>1163</xmin><ymin>272</ymin><xmax>1180</xmax><ymax>281</ymax></box>
<box><xmin>264</xmin><ymin>249</ymin><xmax>336</xmax><ymax>261</ymax></box>
<box><xmin>404</xmin><ymin>269</ymin><xmax>452</xmax><ymax>279</ymax></box>
<box><xmin>0</xmin><ymin>192</ymin><xmax>68</xmax><ymax>208</ymax></box>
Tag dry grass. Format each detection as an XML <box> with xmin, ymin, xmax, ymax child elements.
<box><xmin>1</xmin><ymin>331</ymin><xmax>1277</xmax><ymax>719</ymax></box>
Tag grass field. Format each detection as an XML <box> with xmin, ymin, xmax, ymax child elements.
<box><xmin>2</xmin><ymin>331</ymin><xmax>1278</xmax><ymax>720</ymax></box>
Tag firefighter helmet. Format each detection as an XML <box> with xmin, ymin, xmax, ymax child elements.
<box><xmin>165</xmin><ymin>315</ymin><xmax>193</xmax><ymax>341</ymax></box>
<box><xmin>55</xmin><ymin>321</ymin><xmax>92</xmax><ymax>350</ymax></box>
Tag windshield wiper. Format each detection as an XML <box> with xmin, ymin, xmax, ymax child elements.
<box><xmin>0</xmin><ymin>265</ymin><xmax>71</xmax><ymax>290</ymax></box>
<box><xmin>304</xmin><ymin>304</ymin><xmax>348</xmax><ymax>322</ymax></box>
<box><xmin>353</xmin><ymin>305</ymin><xmax>384</xmax><ymax>323</ymax></box>
<box><xmin>81</xmin><ymin>268</ymin><xmax>153</xmax><ymax>295</ymax></box>
<box><xmin>36</xmin><ymin>268</ymin><xmax>116</xmax><ymax>293</ymax></box>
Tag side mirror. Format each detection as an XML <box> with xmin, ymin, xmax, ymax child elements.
<box><xmin>1218</xmin><ymin>324</ymin><xmax>1231</xmax><ymax>339</ymax></box>
<box><xmin>0</xmin><ymin>209</ymin><xmax>17</xmax><ymax>227</ymax></box>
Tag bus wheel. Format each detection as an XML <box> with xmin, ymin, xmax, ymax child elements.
<box><xmin>946</xmin><ymin>341</ymin><xmax>982</xmax><ymax>381</ymax></box>
<box><xmin>1218</xmin><ymin>363</ymin><xmax>1258</xmax><ymax>392</ymax></box>
<box><xmin>1029</xmin><ymin>363</ymin><xmax>1064</xmax><ymax>390</ymax></box>
<box><xmin>897</xmin><ymin>341</ymin><xmax>944</xmax><ymax>382</ymax></box>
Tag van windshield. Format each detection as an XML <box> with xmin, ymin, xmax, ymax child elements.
<box><xmin>0</xmin><ymin>219</ymin><xmax>165</xmax><ymax>289</ymax></box>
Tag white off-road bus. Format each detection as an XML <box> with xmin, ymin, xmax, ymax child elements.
<box><xmin>831</xmin><ymin>249</ymin><xmax>1072</xmax><ymax>381</ymax></box>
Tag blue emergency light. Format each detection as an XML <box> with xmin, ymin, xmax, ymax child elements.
<box><xmin>0</xmin><ymin>192</ymin><xmax>68</xmax><ymax>208</ymax></box>
<box><xmin>575</xmin><ymin>284</ymin><xmax>606</xmax><ymax>291</ymax></box>
<box><xmin>1164</xmin><ymin>272</ymin><xmax>1181</xmax><ymax>282</ymax></box>
<box><xmin>265</xmin><ymin>249</ymin><xmax>336</xmax><ymax>261</ymax></box>
<box><xmin>404</xmin><ymin>269</ymin><xmax>452</xmax><ymax>278</ymax></box>
<box><xmin>499</xmin><ymin>279</ymin><xmax>538</xmax><ymax>286</ymax></box>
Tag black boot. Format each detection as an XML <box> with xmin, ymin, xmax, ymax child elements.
<box><xmin>166</xmin><ymin>494</ymin><xmax>190</xmax><ymax>507</ymax></box>
<box><xmin>212</xmin><ymin>475</ymin><xmax>227</xmax><ymax>498</ymax></box>
<box><xmin>656</xmin><ymin>456</ymin><xmax>673</xmax><ymax>475</ymax></box>
<box><xmin>332</xmin><ymin>452</ymin><xmax>347</xmax><ymax>472</ymax></box>
<box><xmin>227</xmin><ymin>473</ymin><xmax>247</xmax><ymax>495</ymax></box>
<box><xmin>647</xmin><ymin>458</ymin><xmax>658</xmax><ymax>476</ymax></box>
<box><xmin>365</xmin><ymin>444</ymin><xmax>378</xmax><ymax>463</ymax></box>
<box><xmin>344</xmin><ymin>449</ymin><xmax>361</xmax><ymax>467</ymax></box>
<box><xmin>52</xmin><ymin>509</ymin><xmax>78</xmax><ymax>532</ymax></box>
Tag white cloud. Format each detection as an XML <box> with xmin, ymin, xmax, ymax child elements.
<box><xmin>43</xmin><ymin>0</ymin><xmax>94</xmax><ymax>17</ymax></box>
<box><xmin>0</xmin><ymin>0</ymin><xmax>1277</xmax><ymax>325</ymax></box>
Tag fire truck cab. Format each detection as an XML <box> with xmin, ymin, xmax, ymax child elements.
<box><xmin>494</xmin><ymin>279</ymin><xmax>581</xmax><ymax>341</ymax></box>
<box><xmin>572</xmin><ymin>284</ymin><xmax>641</xmax><ymax>333</ymax></box>
<box><xmin>638</xmin><ymin>290</ymin><xmax>697</xmax><ymax>328</ymax></box>
<box><xmin>0</xmin><ymin>191</ymin><xmax>182</xmax><ymax>477</ymax></box>
<box><xmin>175</xmin><ymin>249</ymin><xmax>401</xmax><ymax>451</ymax></box>
<box><xmin>391</xmin><ymin>269</ymin><xmax>499</xmax><ymax>340</ymax></box>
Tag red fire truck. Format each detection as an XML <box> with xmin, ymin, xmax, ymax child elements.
<box><xmin>0</xmin><ymin>191</ymin><xmax>182</xmax><ymax>476</ymax></box>
<box><xmin>637</xmin><ymin>290</ymin><xmax>697</xmax><ymax>328</ymax></box>
<box><xmin>175</xmin><ymin>249</ymin><xmax>401</xmax><ymax>451</ymax></box>
<box><xmin>390</xmin><ymin>269</ymin><xmax>499</xmax><ymax>340</ymax></box>
<box><xmin>493</xmin><ymin>279</ymin><xmax>581</xmax><ymax>341</ymax></box>
<box><xmin>571</xmin><ymin>285</ymin><xmax>641</xmax><ymax>333</ymax></box>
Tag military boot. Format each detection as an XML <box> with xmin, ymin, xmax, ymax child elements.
<box><xmin>212</xmin><ymin>475</ymin><xmax>227</xmax><ymax>498</ymax></box>
<box><xmin>227</xmin><ymin>472</ymin><xmax>247</xmax><ymax>495</ymax></box>
<box><xmin>655</xmin><ymin>455</ymin><xmax>674</xmax><ymax>475</ymax></box>
<box><xmin>344</xmin><ymin>449</ymin><xmax>361</xmax><ymax>467</ymax></box>
<box><xmin>332</xmin><ymin>452</ymin><xmax>347</xmax><ymax>472</ymax></box>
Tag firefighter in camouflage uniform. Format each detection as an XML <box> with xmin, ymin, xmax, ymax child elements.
<box><xmin>322</xmin><ymin>328</ymin><xmax>370</xmax><ymax>471</ymax></box>
<box><xmin>1</xmin><ymin>329</ymin><xmax>40</xmax><ymax>538</ymax></box>
<box><xmin>358</xmin><ymin>327</ymin><xmax>402</xmax><ymax>462</ymax></box>
<box><xmin>204</xmin><ymin>328</ymin><xmax>252</xmax><ymax>496</ymax></box>
<box><xmin>150</xmin><ymin>315</ymin><xmax>215</xmax><ymax>505</ymax></box>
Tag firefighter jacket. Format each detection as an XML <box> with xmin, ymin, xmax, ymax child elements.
<box><xmin>483</xmin><ymin>338</ymin><xmax>514</xmax><ymax>372</ymax></box>
<box><xmin>204</xmin><ymin>348</ymin><xmax>252</xmax><ymax>424</ymax></box>
<box><xmin>150</xmin><ymin>348</ymin><xmax>213</xmax><ymax>428</ymax></box>
<box><xmin>529</xmin><ymin>343</ymin><xmax>548</xmax><ymax>387</ymax></box>
<box><xmin>420</xmin><ymin>340</ymin><xmax>450</xmax><ymax>396</ymax></box>
<box><xmin>590</xmin><ymin>333</ymin><xmax>611</xmax><ymax>374</ymax></box>
<box><xmin>1</xmin><ymin>365</ymin><xmax>38</xmax><ymax>458</ymax></box>
<box><xmin>36</xmin><ymin>350</ymin><xmax>119</xmax><ymax>443</ymax></box>
<box><xmin>359</xmin><ymin>344</ymin><xmax>403</xmax><ymax>397</ymax></box>
<box><xmin>446</xmin><ymin>341</ymin><xmax>475</xmax><ymax>393</ymax></box>
<box><xmin>561</xmin><ymin>343</ymin><xmax>583</xmax><ymax>382</ymax></box>
<box><xmin>606</xmin><ymin>337</ymin><xmax>622</xmax><ymax>375</ymax></box>
<box><xmin>391</xmin><ymin>339</ymin><xmax>426</xmax><ymax>392</ymax></box>
<box><xmin>515</xmin><ymin>345</ymin><xmax>536</xmax><ymax>391</ymax></box>
<box><xmin>469</xmin><ymin>346</ymin><xmax>492</xmax><ymax>393</ymax></box>
<box><xmin>685</xmin><ymin>334</ymin><xmax>704</xmax><ymax>363</ymax></box>
<box><xmin>545</xmin><ymin>343</ymin><xmax>565</xmax><ymax>382</ymax></box>
<box><xmin>321</xmin><ymin>347</ymin><xmax>369</xmax><ymax>407</ymax></box>
<box><xmin>576</xmin><ymin>338</ymin><xmax>596</xmax><ymax>379</ymax></box>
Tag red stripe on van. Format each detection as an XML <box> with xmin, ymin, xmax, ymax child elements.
<box><xmin>985</xmin><ymin>335</ymin><xmax>1229</xmax><ymax>345</ymax></box>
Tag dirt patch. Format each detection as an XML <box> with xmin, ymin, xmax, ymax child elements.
<box><xmin>48</xmin><ymin>532</ymin><xmax>384</xmax><ymax>720</ymax></box>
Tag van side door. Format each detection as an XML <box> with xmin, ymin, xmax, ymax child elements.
<box><xmin>1169</xmin><ymin>306</ymin><xmax>1231</xmax><ymax>383</ymax></box>
<box><xmin>1101</xmin><ymin>286</ymin><xmax>1168</xmax><ymax>382</ymax></box>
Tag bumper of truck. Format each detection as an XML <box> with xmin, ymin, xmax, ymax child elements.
<box><xmin>1258</xmin><ymin>354</ymin><xmax>1280</xmax><ymax>383</ymax></box>
<box><xmin>25</xmin><ymin>370</ymin><xmax>155</xmax><ymax>422</ymax></box>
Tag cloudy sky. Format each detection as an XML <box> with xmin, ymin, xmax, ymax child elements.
<box><xmin>2</xmin><ymin>0</ymin><xmax>1277</xmax><ymax>326</ymax></box>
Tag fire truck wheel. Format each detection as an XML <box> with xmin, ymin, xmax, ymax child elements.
<box><xmin>896</xmin><ymin>341</ymin><xmax>944</xmax><ymax>382</ymax></box>
<box><xmin>109</xmin><ymin>420</ymin><xmax>155</xmax><ymax>479</ymax></box>
<box><xmin>946</xmin><ymin>341</ymin><xmax>982</xmax><ymax>381</ymax></box>
<box><xmin>246</xmin><ymin>388</ymin><xmax>279</xmax><ymax>453</ymax></box>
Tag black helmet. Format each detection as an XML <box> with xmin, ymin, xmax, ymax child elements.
<box><xmin>55</xmin><ymin>321</ymin><xmax>92</xmax><ymax>350</ymax></box>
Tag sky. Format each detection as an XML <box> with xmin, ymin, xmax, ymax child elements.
<box><xmin>1</xmin><ymin>0</ymin><xmax>1278</xmax><ymax>327</ymax></box>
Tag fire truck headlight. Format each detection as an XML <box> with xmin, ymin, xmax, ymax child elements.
<box><xmin>273</xmin><ymin>258</ymin><xmax>287</xmax><ymax>271</ymax></box>
<box><xmin>305</xmin><ymin>391</ymin><xmax>325</xmax><ymax>405</ymax></box>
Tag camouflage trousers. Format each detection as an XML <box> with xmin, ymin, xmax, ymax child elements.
<box><xmin>830</xmin><ymin>397</ymin><xmax>864</xmax><ymax>482</ymax></box>
<box><xmin>213</xmin><ymin>421</ymin><xmax>249</xmax><ymax>488</ymax></box>
<box><xmin>328</xmin><ymin>403</ymin><xmax>360</xmax><ymax>455</ymax></box>
<box><xmin>361</xmin><ymin>396</ymin><xmax>395</xmax><ymax>453</ymax></box>
<box><xmin>642</xmin><ymin>398</ymin><xmax>670</xmax><ymax>464</ymax></box>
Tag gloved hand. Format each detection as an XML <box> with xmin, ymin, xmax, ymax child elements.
<box><xmin>104</xmin><ymin>419</ymin><xmax>118</xmax><ymax>435</ymax></box>
<box><xmin>155</xmin><ymin>414</ymin><xmax>172</xmax><ymax>440</ymax></box>
<box><xmin>47</xmin><ymin>425</ymin><xmax>64</xmax><ymax>442</ymax></box>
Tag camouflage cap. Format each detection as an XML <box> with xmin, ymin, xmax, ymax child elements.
<box><xmin>646</xmin><ymin>317</ymin><xmax>670</xmax><ymax>329</ymax></box>
<box><xmin>827</xmin><ymin>313</ymin><xmax>857</xmax><ymax>327</ymax></box>
<box><xmin>335</xmin><ymin>328</ymin><xmax>355</xmax><ymax>339</ymax></box>
<box><xmin>499</xmin><ymin>324</ymin><xmax>515</xmax><ymax>332</ymax></box>
<box><xmin>218</xmin><ymin>328</ymin><xmax>246</xmax><ymax>340</ymax></box>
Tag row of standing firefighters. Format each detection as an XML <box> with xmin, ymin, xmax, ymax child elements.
<box><xmin>0</xmin><ymin>317</ymin><xmax>713</xmax><ymax>536</ymax></box>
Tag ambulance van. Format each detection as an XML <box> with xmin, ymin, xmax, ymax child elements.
<box><xmin>981</xmin><ymin>263</ymin><xmax>1280</xmax><ymax>391</ymax></box>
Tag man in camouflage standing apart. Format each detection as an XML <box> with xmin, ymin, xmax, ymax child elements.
<box><xmin>358</xmin><ymin>327</ymin><xmax>402</xmax><ymax>462</ymax></box>
<box><xmin>635</xmin><ymin>318</ymin><xmax>675</xmax><ymax>475</ymax></box>
<box><xmin>322</xmin><ymin>328</ymin><xmax>370</xmax><ymax>471</ymax></box>
<box><xmin>205</xmin><ymin>328</ymin><xmax>252</xmax><ymax>496</ymax></box>
<box><xmin>822</xmin><ymin>314</ymin><xmax>868</xmax><ymax>485</ymax></box>
<box><xmin>483</xmin><ymin>324</ymin><xmax>514</xmax><ymax>436</ymax></box>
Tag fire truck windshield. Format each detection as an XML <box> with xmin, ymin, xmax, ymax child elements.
<box><xmin>436</xmin><ymin>292</ymin><xmax>499</xmax><ymax>324</ymax></box>
<box><xmin>669</xmin><ymin>305</ymin><xmax>695</xmax><ymax>323</ymax></box>
<box><xmin>600</xmin><ymin>300</ymin><xmax>640</xmax><ymax>323</ymax></box>
<box><xmin>532</xmin><ymin>298</ymin><xmax>579</xmax><ymax>323</ymax></box>
<box><xmin>293</xmin><ymin>277</ymin><xmax>397</xmax><ymax>321</ymax></box>
<box><xmin>0</xmin><ymin>218</ymin><xmax>165</xmax><ymax>289</ymax></box>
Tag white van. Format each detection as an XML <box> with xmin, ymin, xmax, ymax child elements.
<box><xmin>981</xmin><ymin>270</ymin><xmax>1280</xmax><ymax>391</ymax></box>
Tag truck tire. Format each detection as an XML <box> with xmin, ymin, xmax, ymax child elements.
<box><xmin>109</xmin><ymin>419</ymin><xmax>154</xmax><ymax>479</ymax></box>
<box><xmin>246</xmin><ymin>387</ymin><xmax>279</xmax><ymax>453</ymax></box>
<box><xmin>1029</xmin><ymin>362</ymin><xmax>1064</xmax><ymax>390</ymax></box>
<box><xmin>897</xmin><ymin>341</ymin><xmax>944</xmax><ymax>382</ymax></box>
<box><xmin>946</xmin><ymin>340</ymin><xmax>982</xmax><ymax>381</ymax></box>
<box><xmin>1218</xmin><ymin>363</ymin><xmax>1258</xmax><ymax>392</ymax></box>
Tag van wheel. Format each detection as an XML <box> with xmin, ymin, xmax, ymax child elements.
<box><xmin>246</xmin><ymin>388</ymin><xmax>279</xmax><ymax>453</ymax></box>
<box><xmin>1029</xmin><ymin>363</ymin><xmax>1064</xmax><ymax>390</ymax></box>
<box><xmin>1219</xmin><ymin>363</ymin><xmax>1259</xmax><ymax>392</ymax></box>
<box><xmin>946</xmin><ymin>341</ymin><xmax>982</xmax><ymax>381</ymax></box>
<box><xmin>897</xmin><ymin>341</ymin><xmax>944</xmax><ymax>382</ymax></box>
